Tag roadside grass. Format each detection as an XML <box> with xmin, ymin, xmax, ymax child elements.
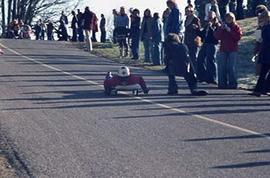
<box><xmin>237</xmin><ymin>17</ymin><xmax>258</xmax><ymax>89</ymax></box>
<box><xmin>0</xmin><ymin>156</ymin><xmax>16</xmax><ymax>178</ymax></box>
<box><xmin>73</xmin><ymin>17</ymin><xmax>258</xmax><ymax>89</ymax></box>
<box><xmin>0</xmin><ymin>140</ymin><xmax>17</xmax><ymax>178</ymax></box>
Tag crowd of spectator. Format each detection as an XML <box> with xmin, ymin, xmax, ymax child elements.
<box><xmin>3</xmin><ymin>0</ymin><xmax>270</xmax><ymax>97</ymax></box>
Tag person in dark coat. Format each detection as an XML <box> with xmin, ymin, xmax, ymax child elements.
<box><xmin>197</xmin><ymin>10</ymin><xmax>219</xmax><ymax>84</ymax></box>
<box><xmin>165</xmin><ymin>0</ymin><xmax>183</xmax><ymax>36</ymax></box>
<box><xmin>77</xmin><ymin>9</ymin><xmax>85</xmax><ymax>42</ymax></box>
<box><xmin>218</xmin><ymin>0</ymin><xmax>230</xmax><ymax>20</ymax></box>
<box><xmin>250</xmin><ymin>5</ymin><xmax>270</xmax><ymax>97</ymax></box>
<box><xmin>71</xmin><ymin>11</ymin><xmax>78</xmax><ymax>42</ymax></box>
<box><xmin>59</xmin><ymin>11</ymin><xmax>68</xmax><ymax>41</ymax></box>
<box><xmin>130</xmin><ymin>9</ymin><xmax>141</xmax><ymax>60</ymax></box>
<box><xmin>100</xmin><ymin>14</ymin><xmax>106</xmax><ymax>43</ymax></box>
<box><xmin>47</xmin><ymin>21</ymin><xmax>54</xmax><ymax>40</ymax></box>
<box><xmin>34</xmin><ymin>20</ymin><xmax>42</xmax><ymax>40</ymax></box>
<box><xmin>164</xmin><ymin>33</ymin><xmax>208</xmax><ymax>96</ymax></box>
<box><xmin>184</xmin><ymin>5</ymin><xmax>201</xmax><ymax>73</ymax></box>
<box><xmin>151</xmin><ymin>13</ymin><xmax>163</xmax><ymax>65</ymax></box>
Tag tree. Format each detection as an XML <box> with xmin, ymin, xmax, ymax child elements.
<box><xmin>0</xmin><ymin>0</ymin><xmax>81</xmax><ymax>36</ymax></box>
<box><xmin>1</xmin><ymin>0</ymin><xmax>5</xmax><ymax>36</ymax></box>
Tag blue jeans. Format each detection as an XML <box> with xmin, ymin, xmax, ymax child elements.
<box><xmin>197</xmin><ymin>43</ymin><xmax>217</xmax><ymax>82</ymax></box>
<box><xmin>217</xmin><ymin>52</ymin><xmax>238</xmax><ymax>89</ymax></box>
<box><xmin>143</xmin><ymin>39</ymin><xmax>152</xmax><ymax>63</ymax></box>
<box><xmin>152</xmin><ymin>41</ymin><xmax>162</xmax><ymax>65</ymax></box>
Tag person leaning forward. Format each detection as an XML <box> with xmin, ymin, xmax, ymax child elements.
<box><xmin>164</xmin><ymin>33</ymin><xmax>208</xmax><ymax>96</ymax></box>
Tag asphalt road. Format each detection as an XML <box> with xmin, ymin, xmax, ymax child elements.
<box><xmin>0</xmin><ymin>39</ymin><xmax>270</xmax><ymax>178</ymax></box>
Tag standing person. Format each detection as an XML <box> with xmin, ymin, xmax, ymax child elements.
<box><xmin>100</xmin><ymin>14</ymin><xmax>106</xmax><ymax>43</ymax></box>
<box><xmin>184</xmin><ymin>5</ymin><xmax>201</xmax><ymax>73</ymax></box>
<box><xmin>77</xmin><ymin>9</ymin><xmax>85</xmax><ymax>42</ymax></box>
<box><xmin>165</xmin><ymin>0</ymin><xmax>183</xmax><ymax>36</ymax></box>
<box><xmin>229</xmin><ymin>0</ymin><xmax>237</xmax><ymax>16</ymax></box>
<box><xmin>161</xmin><ymin>8</ymin><xmax>171</xmax><ymax>63</ymax></box>
<box><xmin>112</xmin><ymin>9</ymin><xmax>119</xmax><ymax>44</ymax></box>
<box><xmin>204</xmin><ymin>0</ymin><xmax>221</xmax><ymax>22</ymax></box>
<box><xmin>162</xmin><ymin>8</ymin><xmax>171</xmax><ymax>37</ymax></box>
<box><xmin>214</xmin><ymin>12</ymin><xmax>242</xmax><ymax>89</ymax></box>
<box><xmin>71</xmin><ymin>11</ymin><xmax>78</xmax><ymax>42</ymax></box>
<box><xmin>47</xmin><ymin>21</ymin><xmax>54</xmax><ymax>40</ymax></box>
<box><xmin>164</xmin><ymin>33</ymin><xmax>208</xmax><ymax>96</ymax></box>
<box><xmin>91</xmin><ymin>12</ymin><xmax>98</xmax><ymax>42</ymax></box>
<box><xmin>115</xmin><ymin>6</ymin><xmax>129</xmax><ymax>58</ymax></box>
<box><xmin>130</xmin><ymin>9</ymin><xmax>141</xmax><ymax>60</ymax></box>
<box><xmin>250</xmin><ymin>5</ymin><xmax>270</xmax><ymax>97</ymax></box>
<box><xmin>60</xmin><ymin>11</ymin><xmax>68</xmax><ymax>24</ymax></box>
<box><xmin>20</xmin><ymin>23</ymin><xmax>32</xmax><ymax>39</ymax></box>
<box><xmin>40</xmin><ymin>21</ymin><xmax>46</xmax><ymax>40</ymax></box>
<box><xmin>82</xmin><ymin>6</ymin><xmax>94</xmax><ymax>52</ymax></box>
<box><xmin>140</xmin><ymin>9</ymin><xmax>153</xmax><ymax>63</ymax></box>
<box><xmin>218</xmin><ymin>0</ymin><xmax>230</xmax><ymax>20</ymax></box>
<box><xmin>197</xmin><ymin>11</ymin><xmax>219</xmax><ymax>84</ymax></box>
<box><xmin>34</xmin><ymin>20</ymin><xmax>42</xmax><ymax>40</ymax></box>
<box><xmin>59</xmin><ymin>11</ymin><xmax>68</xmax><ymax>41</ymax></box>
<box><xmin>151</xmin><ymin>13</ymin><xmax>163</xmax><ymax>65</ymax></box>
<box><xmin>195</xmin><ymin>0</ymin><xmax>209</xmax><ymax>21</ymax></box>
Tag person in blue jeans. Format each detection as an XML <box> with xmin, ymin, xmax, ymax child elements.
<box><xmin>130</xmin><ymin>9</ymin><xmax>141</xmax><ymax>60</ymax></box>
<box><xmin>214</xmin><ymin>12</ymin><xmax>242</xmax><ymax>89</ymax></box>
<box><xmin>151</xmin><ymin>13</ymin><xmax>163</xmax><ymax>65</ymax></box>
<box><xmin>197</xmin><ymin>11</ymin><xmax>219</xmax><ymax>84</ymax></box>
<box><xmin>164</xmin><ymin>33</ymin><xmax>208</xmax><ymax>96</ymax></box>
<box><xmin>141</xmin><ymin>9</ymin><xmax>153</xmax><ymax>63</ymax></box>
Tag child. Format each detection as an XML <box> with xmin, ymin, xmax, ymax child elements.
<box><xmin>104</xmin><ymin>66</ymin><xmax>149</xmax><ymax>95</ymax></box>
<box><xmin>164</xmin><ymin>33</ymin><xmax>208</xmax><ymax>96</ymax></box>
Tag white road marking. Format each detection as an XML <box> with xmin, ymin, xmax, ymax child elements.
<box><xmin>1</xmin><ymin>42</ymin><xmax>270</xmax><ymax>141</ymax></box>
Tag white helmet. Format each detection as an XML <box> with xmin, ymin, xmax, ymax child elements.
<box><xmin>118</xmin><ymin>66</ymin><xmax>130</xmax><ymax>77</ymax></box>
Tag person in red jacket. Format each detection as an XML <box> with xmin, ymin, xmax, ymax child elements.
<box><xmin>214</xmin><ymin>12</ymin><xmax>242</xmax><ymax>89</ymax></box>
<box><xmin>104</xmin><ymin>66</ymin><xmax>149</xmax><ymax>95</ymax></box>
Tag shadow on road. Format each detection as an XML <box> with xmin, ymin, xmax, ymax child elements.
<box><xmin>211</xmin><ymin>161</ymin><xmax>270</xmax><ymax>169</ymax></box>
<box><xmin>243</xmin><ymin>149</ymin><xmax>270</xmax><ymax>154</ymax></box>
<box><xmin>184</xmin><ymin>133</ymin><xmax>270</xmax><ymax>142</ymax></box>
